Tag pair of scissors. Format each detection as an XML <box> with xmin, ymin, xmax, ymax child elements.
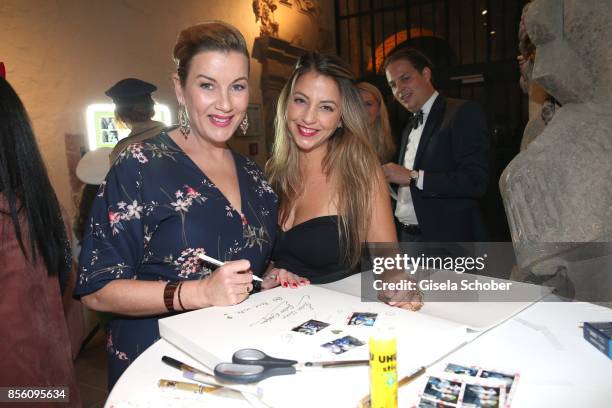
<box><xmin>214</xmin><ymin>348</ymin><xmax>368</xmax><ymax>384</ymax></box>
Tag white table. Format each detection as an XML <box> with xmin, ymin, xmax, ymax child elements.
<box><xmin>106</xmin><ymin>296</ymin><xmax>612</xmax><ymax>407</ymax></box>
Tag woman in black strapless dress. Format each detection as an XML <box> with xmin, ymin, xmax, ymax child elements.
<box><xmin>265</xmin><ymin>53</ymin><xmax>422</xmax><ymax>311</ymax></box>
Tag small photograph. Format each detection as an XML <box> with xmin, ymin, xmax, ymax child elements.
<box><xmin>461</xmin><ymin>383</ymin><xmax>503</xmax><ymax>408</ymax></box>
<box><xmin>444</xmin><ymin>363</ymin><xmax>478</xmax><ymax>377</ymax></box>
<box><xmin>417</xmin><ymin>397</ymin><xmax>457</xmax><ymax>408</ymax></box>
<box><xmin>100</xmin><ymin>116</ymin><xmax>116</xmax><ymax>130</ymax></box>
<box><xmin>478</xmin><ymin>370</ymin><xmax>516</xmax><ymax>393</ymax></box>
<box><xmin>321</xmin><ymin>335</ymin><xmax>365</xmax><ymax>355</ymax></box>
<box><xmin>291</xmin><ymin>319</ymin><xmax>330</xmax><ymax>335</ymax></box>
<box><xmin>422</xmin><ymin>376</ymin><xmax>462</xmax><ymax>404</ymax></box>
<box><xmin>347</xmin><ymin>312</ymin><xmax>378</xmax><ymax>326</ymax></box>
<box><xmin>102</xmin><ymin>130</ymin><xmax>119</xmax><ymax>143</ymax></box>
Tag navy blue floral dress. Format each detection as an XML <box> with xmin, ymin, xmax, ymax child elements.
<box><xmin>74</xmin><ymin>129</ymin><xmax>277</xmax><ymax>388</ymax></box>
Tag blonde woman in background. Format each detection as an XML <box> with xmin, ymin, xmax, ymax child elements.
<box><xmin>357</xmin><ymin>81</ymin><xmax>396</xmax><ymax>163</ymax></box>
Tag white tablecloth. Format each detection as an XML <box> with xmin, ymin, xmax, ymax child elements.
<box><xmin>106</xmin><ymin>295</ymin><xmax>612</xmax><ymax>407</ymax></box>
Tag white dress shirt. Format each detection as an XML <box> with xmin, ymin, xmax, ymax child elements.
<box><xmin>395</xmin><ymin>91</ymin><xmax>439</xmax><ymax>226</ymax></box>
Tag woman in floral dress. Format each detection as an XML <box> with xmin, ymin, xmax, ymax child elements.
<box><xmin>75</xmin><ymin>22</ymin><xmax>281</xmax><ymax>388</ymax></box>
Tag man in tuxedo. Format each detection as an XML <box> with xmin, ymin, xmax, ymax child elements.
<box><xmin>382</xmin><ymin>48</ymin><xmax>489</xmax><ymax>242</ymax></box>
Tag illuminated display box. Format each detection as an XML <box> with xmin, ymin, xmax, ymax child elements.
<box><xmin>86</xmin><ymin>103</ymin><xmax>172</xmax><ymax>150</ymax></box>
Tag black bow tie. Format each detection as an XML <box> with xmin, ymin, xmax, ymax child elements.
<box><xmin>410</xmin><ymin>110</ymin><xmax>424</xmax><ymax>130</ymax></box>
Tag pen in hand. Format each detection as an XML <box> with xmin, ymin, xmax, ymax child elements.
<box><xmin>197</xmin><ymin>253</ymin><xmax>263</xmax><ymax>282</ymax></box>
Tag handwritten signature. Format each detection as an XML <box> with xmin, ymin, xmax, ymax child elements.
<box><xmin>223</xmin><ymin>299</ymin><xmax>273</xmax><ymax>320</ymax></box>
<box><xmin>249</xmin><ymin>296</ymin><xmax>314</xmax><ymax>327</ymax></box>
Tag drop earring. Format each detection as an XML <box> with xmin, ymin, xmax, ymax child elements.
<box><xmin>178</xmin><ymin>104</ymin><xmax>190</xmax><ymax>139</ymax></box>
<box><xmin>240</xmin><ymin>113</ymin><xmax>249</xmax><ymax>135</ymax></box>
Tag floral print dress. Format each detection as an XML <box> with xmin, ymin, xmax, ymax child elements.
<box><xmin>74</xmin><ymin>129</ymin><xmax>277</xmax><ymax>388</ymax></box>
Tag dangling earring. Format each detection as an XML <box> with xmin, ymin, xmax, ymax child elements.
<box><xmin>178</xmin><ymin>104</ymin><xmax>190</xmax><ymax>139</ymax></box>
<box><xmin>240</xmin><ymin>113</ymin><xmax>249</xmax><ymax>136</ymax></box>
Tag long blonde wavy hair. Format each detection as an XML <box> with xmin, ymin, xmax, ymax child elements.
<box><xmin>357</xmin><ymin>82</ymin><xmax>396</xmax><ymax>163</ymax></box>
<box><xmin>266</xmin><ymin>52</ymin><xmax>381</xmax><ymax>268</ymax></box>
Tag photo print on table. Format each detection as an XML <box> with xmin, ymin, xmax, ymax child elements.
<box><xmin>321</xmin><ymin>335</ymin><xmax>365</xmax><ymax>355</ymax></box>
<box><xmin>478</xmin><ymin>369</ymin><xmax>518</xmax><ymax>406</ymax></box>
<box><xmin>462</xmin><ymin>383</ymin><xmax>503</xmax><ymax>408</ymax></box>
<box><xmin>417</xmin><ymin>397</ymin><xmax>456</xmax><ymax>408</ymax></box>
<box><xmin>479</xmin><ymin>370</ymin><xmax>516</xmax><ymax>393</ymax></box>
<box><xmin>443</xmin><ymin>363</ymin><xmax>519</xmax><ymax>406</ymax></box>
<box><xmin>346</xmin><ymin>312</ymin><xmax>378</xmax><ymax>326</ymax></box>
<box><xmin>417</xmin><ymin>373</ymin><xmax>508</xmax><ymax>408</ymax></box>
<box><xmin>422</xmin><ymin>376</ymin><xmax>462</xmax><ymax>404</ymax></box>
<box><xmin>291</xmin><ymin>319</ymin><xmax>330</xmax><ymax>335</ymax></box>
<box><xmin>444</xmin><ymin>363</ymin><xmax>478</xmax><ymax>377</ymax></box>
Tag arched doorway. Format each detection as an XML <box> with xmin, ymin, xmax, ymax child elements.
<box><xmin>335</xmin><ymin>0</ymin><xmax>529</xmax><ymax>240</ymax></box>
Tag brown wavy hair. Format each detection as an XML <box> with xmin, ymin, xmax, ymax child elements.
<box><xmin>357</xmin><ymin>82</ymin><xmax>396</xmax><ymax>163</ymax></box>
<box><xmin>266</xmin><ymin>52</ymin><xmax>381</xmax><ymax>268</ymax></box>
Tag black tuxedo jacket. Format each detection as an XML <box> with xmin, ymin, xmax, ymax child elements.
<box><xmin>397</xmin><ymin>95</ymin><xmax>489</xmax><ymax>241</ymax></box>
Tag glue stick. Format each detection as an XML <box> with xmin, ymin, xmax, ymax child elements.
<box><xmin>369</xmin><ymin>331</ymin><xmax>398</xmax><ymax>408</ymax></box>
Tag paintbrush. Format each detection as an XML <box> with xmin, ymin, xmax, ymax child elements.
<box><xmin>162</xmin><ymin>356</ymin><xmax>263</xmax><ymax>397</ymax></box>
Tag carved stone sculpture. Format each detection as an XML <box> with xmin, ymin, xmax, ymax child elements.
<box><xmin>501</xmin><ymin>0</ymin><xmax>612</xmax><ymax>304</ymax></box>
<box><xmin>253</xmin><ymin>0</ymin><xmax>279</xmax><ymax>37</ymax></box>
<box><xmin>295</xmin><ymin>0</ymin><xmax>321</xmax><ymax>17</ymax></box>
<box><xmin>517</xmin><ymin>0</ymin><xmax>560</xmax><ymax>149</ymax></box>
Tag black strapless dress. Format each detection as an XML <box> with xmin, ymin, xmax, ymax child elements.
<box><xmin>272</xmin><ymin>215</ymin><xmax>359</xmax><ymax>284</ymax></box>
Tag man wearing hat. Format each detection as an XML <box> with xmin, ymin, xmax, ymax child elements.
<box><xmin>105</xmin><ymin>78</ymin><xmax>166</xmax><ymax>162</ymax></box>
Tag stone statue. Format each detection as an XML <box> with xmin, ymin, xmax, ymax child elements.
<box><xmin>517</xmin><ymin>0</ymin><xmax>561</xmax><ymax>149</ymax></box>
<box><xmin>295</xmin><ymin>0</ymin><xmax>321</xmax><ymax>17</ymax></box>
<box><xmin>253</xmin><ymin>0</ymin><xmax>279</xmax><ymax>37</ymax></box>
<box><xmin>501</xmin><ymin>0</ymin><xmax>612</xmax><ymax>305</ymax></box>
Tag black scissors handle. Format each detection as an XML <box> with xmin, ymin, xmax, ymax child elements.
<box><xmin>232</xmin><ymin>348</ymin><xmax>297</xmax><ymax>367</ymax></box>
<box><xmin>214</xmin><ymin>362</ymin><xmax>296</xmax><ymax>384</ymax></box>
